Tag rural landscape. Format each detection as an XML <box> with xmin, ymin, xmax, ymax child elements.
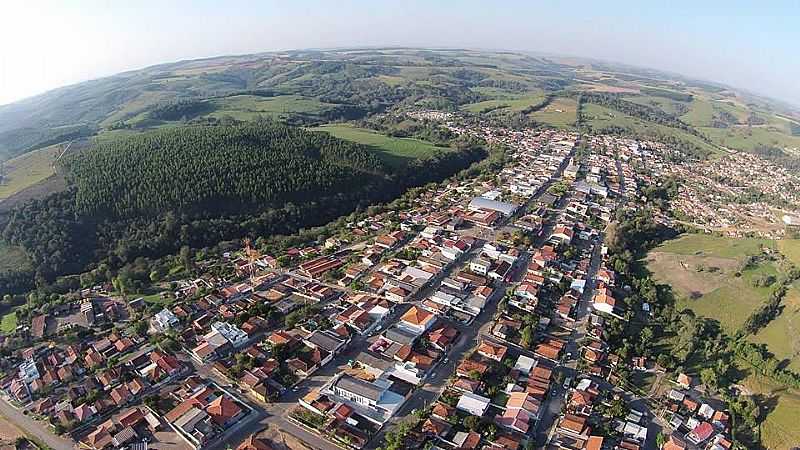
<box><xmin>0</xmin><ymin>41</ymin><xmax>799</xmax><ymax>450</ymax></box>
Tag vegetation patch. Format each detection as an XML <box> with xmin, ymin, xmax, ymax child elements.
<box><xmin>0</xmin><ymin>312</ymin><xmax>17</xmax><ymax>333</ymax></box>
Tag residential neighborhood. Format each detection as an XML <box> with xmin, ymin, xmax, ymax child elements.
<box><xmin>0</xmin><ymin>112</ymin><xmax>780</xmax><ymax>450</ymax></box>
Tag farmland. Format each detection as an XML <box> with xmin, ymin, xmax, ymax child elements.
<box><xmin>308</xmin><ymin>124</ymin><xmax>451</xmax><ymax>168</ymax></box>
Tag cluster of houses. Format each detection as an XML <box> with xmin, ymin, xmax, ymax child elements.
<box><xmin>1</xmin><ymin>328</ymin><xmax>187</xmax><ymax>450</ymax></box>
<box><xmin>658</xmin><ymin>374</ymin><xmax>733</xmax><ymax>450</ymax></box>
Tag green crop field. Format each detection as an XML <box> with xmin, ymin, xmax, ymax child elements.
<box><xmin>308</xmin><ymin>124</ymin><xmax>450</xmax><ymax>168</ymax></box>
<box><xmin>0</xmin><ymin>144</ymin><xmax>62</xmax><ymax>199</ymax></box>
<box><xmin>530</xmin><ymin>97</ymin><xmax>578</xmax><ymax>128</ymax></box>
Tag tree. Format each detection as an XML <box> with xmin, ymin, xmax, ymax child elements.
<box><xmin>464</xmin><ymin>415</ymin><xmax>480</xmax><ymax>431</ymax></box>
<box><xmin>700</xmin><ymin>367</ymin><xmax>718</xmax><ymax>391</ymax></box>
<box><xmin>520</xmin><ymin>325</ymin><xmax>534</xmax><ymax>349</ymax></box>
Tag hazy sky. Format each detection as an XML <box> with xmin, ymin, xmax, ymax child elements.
<box><xmin>1</xmin><ymin>0</ymin><xmax>799</xmax><ymax>106</ymax></box>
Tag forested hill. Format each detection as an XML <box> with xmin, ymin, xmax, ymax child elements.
<box><xmin>0</xmin><ymin>121</ymin><xmax>486</xmax><ymax>288</ymax></box>
<box><xmin>63</xmin><ymin>122</ymin><xmax>390</xmax><ymax>218</ymax></box>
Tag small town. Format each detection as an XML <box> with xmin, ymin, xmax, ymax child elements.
<box><xmin>1</xmin><ymin>109</ymin><xmax>786</xmax><ymax>450</ymax></box>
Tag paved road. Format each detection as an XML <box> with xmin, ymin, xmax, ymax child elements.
<box><xmin>0</xmin><ymin>396</ymin><xmax>75</xmax><ymax>450</ymax></box>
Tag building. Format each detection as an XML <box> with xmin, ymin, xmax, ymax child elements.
<box><xmin>154</xmin><ymin>309</ymin><xmax>179</xmax><ymax>329</ymax></box>
<box><xmin>399</xmin><ymin>306</ymin><xmax>436</xmax><ymax>335</ymax></box>
<box><xmin>468</xmin><ymin>197</ymin><xmax>519</xmax><ymax>217</ymax></box>
<box><xmin>210</xmin><ymin>322</ymin><xmax>249</xmax><ymax>348</ymax></box>
<box><xmin>456</xmin><ymin>392</ymin><xmax>490</xmax><ymax>417</ymax></box>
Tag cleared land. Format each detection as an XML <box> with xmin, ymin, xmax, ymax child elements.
<box><xmin>0</xmin><ymin>144</ymin><xmax>61</xmax><ymax>200</ymax></box>
<box><xmin>529</xmin><ymin>97</ymin><xmax>578</xmax><ymax>128</ymax></box>
<box><xmin>308</xmin><ymin>124</ymin><xmax>450</xmax><ymax>168</ymax></box>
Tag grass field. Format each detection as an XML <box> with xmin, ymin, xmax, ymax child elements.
<box><xmin>0</xmin><ymin>144</ymin><xmax>62</xmax><ymax>199</ymax></box>
<box><xmin>461</xmin><ymin>91</ymin><xmax>546</xmax><ymax>114</ymax></box>
<box><xmin>0</xmin><ymin>312</ymin><xmax>17</xmax><ymax>333</ymax></box>
<box><xmin>778</xmin><ymin>240</ymin><xmax>800</xmax><ymax>266</ymax></box>
<box><xmin>308</xmin><ymin>124</ymin><xmax>450</xmax><ymax>168</ymax></box>
<box><xmin>529</xmin><ymin>97</ymin><xmax>578</xmax><ymax>128</ymax></box>
<box><xmin>646</xmin><ymin>234</ymin><xmax>777</xmax><ymax>332</ymax></box>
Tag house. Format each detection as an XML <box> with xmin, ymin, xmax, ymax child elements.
<box><xmin>470</xmin><ymin>259</ymin><xmax>492</xmax><ymax>276</ymax></box>
<box><xmin>496</xmin><ymin>392</ymin><xmax>541</xmax><ymax>433</ymax></box>
<box><xmin>477</xmin><ymin>341</ymin><xmax>508</xmax><ymax>362</ymax></box>
<box><xmin>304</xmin><ymin>330</ymin><xmax>347</xmax><ymax>357</ymax></box>
<box><xmin>452</xmin><ymin>430</ymin><xmax>482</xmax><ymax>449</ymax></box>
<box><xmin>677</xmin><ymin>373</ymin><xmax>692</xmax><ymax>389</ymax></box>
<box><xmin>456</xmin><ymin>392</ymin><xmax>490</xmax><ymax>417</ymax></box>
<box><xmin>558</xmin><ymin>413</ymin><xmax>590</xmax><ymax>438</ymax></box>
<box><xmin>687</xmin><ymin>422</ymin><xmax>714</xmax><ymax>445</ymax></box>
<box><xmin>662</xmin><ymin>435</ymin><xmax>688</xmax><ymax>450</ymax></box>
<box><xmin>206</xmin><ymin>395</ymin><xmax>244</xmax><ymax>427</ymax></box>
<box><xmin>399</xmin><ymin>306</ymin><xmax>436</xmax><ymax>335</ymax></box>
<box><xmin>154</xmin><ymin>309</ymin><xmax>179</xmax><ymax>329</ymax></box>
<box><xmin>592</xmin><ymin>291</ymin><xmax>616</xmax><ymax>315</ymax></box>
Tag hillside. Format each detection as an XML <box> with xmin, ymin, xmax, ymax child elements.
<box><xmin>2</xmin><ymin>48</ymin><xmax>798</xmax><ymax>168</ymax></box>
<box><xmin>1</xmin><ymin>121</ymin><xmax>485</xmax><ymax>286</ymax></box>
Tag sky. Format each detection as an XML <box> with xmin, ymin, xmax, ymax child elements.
<box><xmin>1</xmin><ymin>0</ymin><xmax>799</xmax><ymax>106</ymax></box>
